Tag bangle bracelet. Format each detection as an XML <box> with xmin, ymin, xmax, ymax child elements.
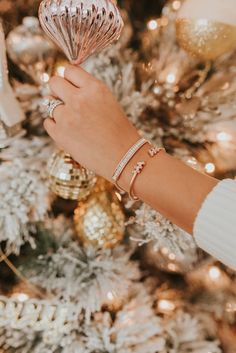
<box><xmin>129</xmin><ymin>161</ymin><xmax>146</xmax><ymax>201</ymax></box>
<box><xmin>112</xmin><ymin>137</ymin><xmax>148</xmax><ymax>191</ymax></box>
<box><xmin>129</xmin><ymin>146</ymin><xmax>165</xmax><ymax>201</ymax></box>
<box><xmin>148</xmin><ymin>146</ymin><xmax>165</xmax><ymax>157</ymax></box>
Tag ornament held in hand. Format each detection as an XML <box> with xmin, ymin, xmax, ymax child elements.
<box><xmin>6</xmin><ymin>17</ymin><xmax>57</xmax><ymax>84</ymax></box>
<box><xmin>39</xmin><ymin>0</ymin><xmax>124</xmax><ymax>64</ymax></box>
<box><xmin>176</xmin><ymin>0</ymin><xmax>236</xmax><ymax>60</ymax></box>
<box><xmin>74</xmin><ymin>185</ymin><xmax>125</xmax><ymax>249</ymax></box>
<box><xmin>48</xmin><ymin>150</ymin><xmax>97</xmax><ymax>200</ymax></box>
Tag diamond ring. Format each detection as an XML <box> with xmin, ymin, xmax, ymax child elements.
<box><xmin>42</xmin><ymin>98</ymin><xmax>64</xmax><ymax>119</ymax></box>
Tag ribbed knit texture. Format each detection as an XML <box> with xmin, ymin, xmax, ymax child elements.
<box><xmin>194</xmin><ymin>179</ymin><xmax>236</xmax><ymax>270</ymax></box>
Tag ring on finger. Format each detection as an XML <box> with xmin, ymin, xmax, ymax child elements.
<box><xmin>42</xmin><ymin>98</ymin><xmax>64</xmax><ymax>119</ymax></box>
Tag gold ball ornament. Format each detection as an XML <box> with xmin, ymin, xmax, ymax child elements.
<box><xmin>176</xmin><ymin>0</ymin><xmax>236</xmax><ymax>60</ymax></box>
<box><xmin>74</xmin><ymin>188</ymin><xmax>125</xmax><ymax>249</ymax></box>
<box><xmin>48</xmin><ymin>150</ymin><xmax>97</xmax><ymax>201</ymax></box>
<box><xmin>176</xmin><ymin>18</ymin><xmax>236</xmax><ymax>61</ymax></box>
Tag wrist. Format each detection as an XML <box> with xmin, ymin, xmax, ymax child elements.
<box><xmin>116</xmin><ymin>142</ymin><xmax>166</xmax><ymax>201</ymax></box>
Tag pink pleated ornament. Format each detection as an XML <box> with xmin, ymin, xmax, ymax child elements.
<box><xmin>38</xmin><ymin>0</ymin><xmax>124</xmax><ymax>64</ymax></box>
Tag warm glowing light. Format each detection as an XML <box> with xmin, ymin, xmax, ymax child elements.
<box><xmin>166</xmin><ymin>73</ymin><xmax>176</xmax><ymax>84</ymax></box>
<box><xmin>12</xmin><ymin>293</ymin><xmax>29</xmax><ymax>302</ymax></box>
<box><xmin>208</xmin><ymin>266</ymin><xmax>221</xmax><ymax>280</ymax></box>
<box><xmin>56</xmin><ymin>65</ymin><xmax>66</xmax><ymax>77</ymax></box>
<box><xmin>147</xmin><ymin>19</ymin><xmax>158</xmax><ymax>31</ymax></box>
<box><xmin>158</xmin><ymin>299</ymin><xmax>175</xmax><ymax>312</ymax></box>
<box><xmin>169</xmin><ymin>253</ymin><xmax>176</xmax><ymax>261</ymax></box>
<box><xmin>161</xmin><ymin>17</ymin><xmax>169</xmax><ymax>26</ymax></box>
<box><xmin>41</xmin><ymin>72</ymin><xmax>50</xmax><ymax>83</ymax></box>
<box><xmin>172</xmin><ymin>1</ymin><xmax>181</xmax><ymax>10</ymax></box>
<box><xmin>216</xmin><ymin>131</ymin><xmax>231</xmax><ymax>142</ymax></box>
<box><xmin>226</xmin><ymin>302</ymin><xmax>236</xmax><ymax>312</ymax></box>
<box><xmin>205</xmin><ymin>163</ymin><xmax>215</xmax><ymax>174</ymax></box>
<box><xmin>161</xmin><ymin>247</ymin><xmax>169</xmax><ymax>255</ymax></box>
<box><xmin>107</xmin><ymin>291</ymin><xmax>115</xmax><ymax>301</ymax></box>
<box><xmin>168</xmin><ymin>263</ymin><xmax>177</xmax><ymax>272</ymax></box>
<box><xmin>153</xmin><ymin>86</ymin><xmax>163</xmax><ymax>95</ymax></box>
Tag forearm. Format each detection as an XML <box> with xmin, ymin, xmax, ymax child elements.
<box><xmin>119</xmin><ymin>144</ymin><xmax>218</xmax><ymax>234</ymax></box>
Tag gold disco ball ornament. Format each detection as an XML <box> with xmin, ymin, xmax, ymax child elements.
<box><xmin>48</xmin><ymin>150</ymin><xmax>97</xmax><ymax>201</ymax></box>
<box><xmin>74</xmin><ymin>188</ymin><xmax>125</xmax><ymax>249</ymax></box>
<box><xmin>176</xmin><ymin>0</ymin><xmax>236</xmax><ymax>60</ymax></box>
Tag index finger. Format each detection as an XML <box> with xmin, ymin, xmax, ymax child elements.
<box><xmin>64</xmin><ymin>65</ymin><xmax>95</xmax><ymax>88</ymax></box>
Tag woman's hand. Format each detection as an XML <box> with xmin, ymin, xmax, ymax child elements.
<box><xmin>45</xmin><ymin>64</ymin><xmax>218</xmax><ymax>238</ymax></box>
<box><xmin>44</xmin><ymin>65</ymin><xmax>140</xmax><ymax>182</ymax></box>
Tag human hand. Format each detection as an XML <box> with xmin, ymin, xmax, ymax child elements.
<box><xmin>44</xmin><ymin>65</ymin><xmax>140</xmax><ymax>183</ymax></box>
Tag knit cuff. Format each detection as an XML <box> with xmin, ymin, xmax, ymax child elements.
<box><xmin>193</xmin><ymin>179</ymin><xmax>236</xmax><ymax>270</ymax></box>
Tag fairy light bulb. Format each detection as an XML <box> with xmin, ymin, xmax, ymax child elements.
<box><xmin>216</xmin><ymin>131</ymin><xmax>232</xmax><ymax>142</ymax></box>
<box><xmin>205</xmin><ymin>163</ymin><xmax>215</xmax><ymax>174</ymax></box>
<box><xmin>158</xmin><ymin>299</ymin><xmax>175</xmax><ymax>313</ymax></box>
<box><xmin>208</xmin><ymin>266</ymin><xmax>221</xmax><ymax>281</ymax></box>
<box><xmin>166</xmin><ymin>73</ymin><xmax>176</xmax><ymax>84</ymax></box>
<box><xmin>168</xmin><ymin>253</ymin><xmax>176</xmax><ymax>261</ymax></box>
<box><xmin>107</xmin><ymin>291</ymin><xmax>115</xmax><ymax>301</ymax></box>
<box><xmin>12</xmin><ymin>293</ymin><xmax>29</xmax><ymax>302</ymax></box>
<box><xmin>41</xmin><ymin>72</ymin><xmax>50</xmax><ymax>83</ymax></box>
<box><xmin>172</xmin><ymin>1</ymin><xmax>181</xmax><ymax>11</ymax></box>
<box><xmin>56</xmin><ymin>65</ymin><xmax>65</xmax><ymax>77</ymax></box>
<box><xmin>168</xmin><ymin>263</ymin><xmax>177</xmax><ymax>272</ymax></box>
<box><xmin>147</xmin><ymin>19</ymin><xmax>158</xmax><ymax>31</ymax></box>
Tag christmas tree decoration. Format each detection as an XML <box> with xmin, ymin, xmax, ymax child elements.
<box><xmin>0</xmin><ymin>138</ymin><xmax>51</xmax><ymax>255</ymax></box>
<box><xmin>0</xmin><ymin>295</ymin><xmax>78</xmax><ymax>341</ymax></box>
<box><xmin>6</xmin><ymin>16</ymin><xmax>57</xmax><ymax>84</ymax></box>
<box><xmin>0</xmin><ymin>1</ymin><xmax>236</xmax><ymax>352</ymax></box>
<box><xmin>48</xmin><ymin>150</ymin><xmax>97</xmax><ymax>200</ymax></box>
<box><xmin>74</xmin><ymin>187</ymin><xmax>125</xmax><ymax>248</ymax></box>
<box><xmin>0</xmin><ymin>22</ymin><xmax>25</xmax><ymax>148</ymax></box>
<box><xmin>176</xmin><ymin>0</ymin><xmax>236</xmax><ymax>60</ymax></box>
<box><xmin>143</xmin><ymin>240</ymin><xmax>203</xmax><ymax>274</ymax></box>
<box><xmin>39</xmin><ymin>0</ymin><xmax>124</xmax><ymax>65</ymax></box>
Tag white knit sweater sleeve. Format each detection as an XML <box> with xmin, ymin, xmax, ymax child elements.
<box><xmin>193</xmin><ymin>179</ymin><xmax>236</xmax><ymax>271</ymax></box>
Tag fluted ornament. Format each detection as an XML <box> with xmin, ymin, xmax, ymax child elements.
<box><xmin>39</xmin><ymin>0</ymin><xmax>124</xmax><ymax>64</ymax></box>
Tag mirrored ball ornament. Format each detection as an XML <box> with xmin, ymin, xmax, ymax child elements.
<box><xmin>39</xmin><ymin>0</ymin><xmax>124</xmax><ymax>64</ymax></box>
<box><xmin>48</xmin><ymin>150</ymin><xmax>97</xmax><ymax>200</ymax></box>
<box><xmin>74</xmin><ymin>187</ymin><xmax>125</xmax><ymax>249</ymax></box>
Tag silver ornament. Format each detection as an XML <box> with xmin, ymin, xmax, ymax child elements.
<box><xmin>39</xmin><ymin>0</ymin><xmax>124</xmax><ymax>64</ymax></box>
<box><xmin>6</xmin><ymin>17</ymin><xmax>57</xmax><ymax>84</ymax></box>
<box><xmin>0</xmin><ymin>22</ymin><xmax>25</xmax><ymax>148</ymax></box>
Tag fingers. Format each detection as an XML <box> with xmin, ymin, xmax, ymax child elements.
<box><xmin>49</xmin><ymin>76</ymin><xmax>78</xmax><ymax>103</ymax></box>
<box><xmin>44</xmin><ymin>118</ymin><xmax>57</xmax><ymax>139</ymax></box>
<box><xmin>64</xmin><ymin>64</ymin><xmax>95</xmax><ymax>88</ymax></box>
<box><xmin>51</xmin><ymin>103</ymin><xmax>67</xmax><ymax>122</ymax></box>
